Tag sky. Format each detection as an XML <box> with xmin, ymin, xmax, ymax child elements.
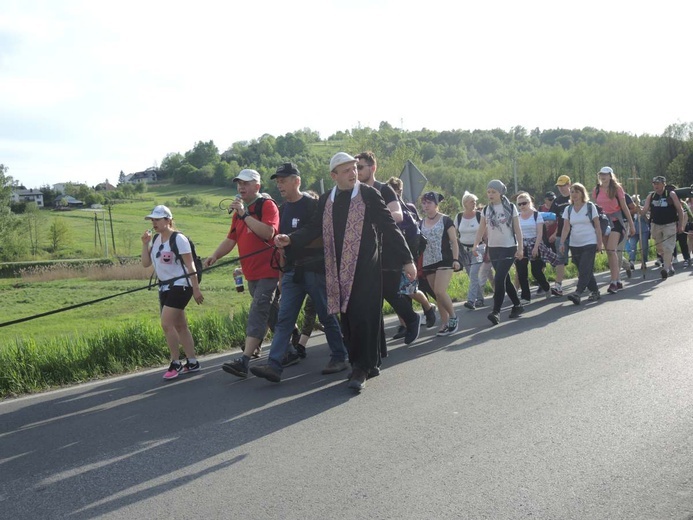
<box><xmin>1</xmin><ymin>0</ymin><xmax>691</xmax><ymax>189</ymax></box>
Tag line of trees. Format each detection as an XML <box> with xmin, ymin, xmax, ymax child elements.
<box><xmin>157</xmin><ymin>122</ymin><xmax>693</xmax><ymax>212</ymax></box>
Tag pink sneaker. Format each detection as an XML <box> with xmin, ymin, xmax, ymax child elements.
<box><xmin>163</xmin><ymin>361</ymin><xmax>182</xmax><ymax>380</ymax></box>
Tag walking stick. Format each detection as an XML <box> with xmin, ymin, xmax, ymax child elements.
<box><xmin>631</xmin><ymin>166</ymin><xmax>647</xmax><ymax>279</ymax></box>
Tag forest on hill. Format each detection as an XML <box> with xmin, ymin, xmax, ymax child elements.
<box><xmin>158</xmin><ymin>122</ymin><xmax>693</xmax><ymax>210</ymax></box>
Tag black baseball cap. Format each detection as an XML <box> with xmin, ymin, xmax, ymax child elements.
<box><xmin>270</xmin><ymin>162</ymin><xmax>300</xmax><ymax>179</ymax></box>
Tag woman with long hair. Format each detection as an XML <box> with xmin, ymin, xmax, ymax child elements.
<box><xmin>514</xmin><ymin>191</ymin><xmax>551</xmax><ymax>302</ymax></box>
<box><xmin>420</xmin><ymin>191</ymin><xmax>460</xmax><ymax>336</ymax></box>
<box><xmin>473</xmin><ymin>180</ymin><xmax>524</xmax><ymax>326</ymax></box>
<box><xmin>141</xmin><ymin>205</ymin><xmax>204</xmax><ymax>380</ymax></box>
<box><xmin>559</xmin><ymin>183</ymin><xmax>604</xmax><ymax>304</ymax></box>
<box><xmin>592</xmin><ymin>167</ymin><xmax>634</xmax><ymax>294</ymax></box>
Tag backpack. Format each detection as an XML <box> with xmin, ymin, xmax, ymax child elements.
<box><xmin>153</xmin><ymin>231</ymin><xmax>203</xmax><ymax>285</ymax></box>
<box><xmin>567</xmin><ymin>202</ymin><xmax>611</xmax><ymax>237</ymax></box>
<box><xmin>454</xmin><ymin>211</ymin><xmax>482</xmax><ymax>229</ymax></box>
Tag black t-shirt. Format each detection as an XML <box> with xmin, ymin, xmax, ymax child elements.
<box><xmin>550</xmin><ymin>194</ymin><xmax>571</xmax><ymax>235</ymax></box>
<box><xmin>373</xmin><ymin>180</ymin><xmax>397</xmax><ymax>206</ymax></box>
<box><xmin>280</xmin><ymin>194</ymin><xmax>321</xmax><ymax>270</ymax></box>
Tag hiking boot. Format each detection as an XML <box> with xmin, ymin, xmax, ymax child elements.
<box><xmin>404</xmin><ymin>314</ymin><xmax>421</xmax><ymax>345</ymax></box>
<box><xmin>587</xmin><ymin>291</ymin><xmax>601</xmax><ymax>302</ymax></box>
<box><xmin>551</xmin><ymin>285</ymin><xmax>563</xmax><ymax>297</ymax></box>
<box><xmin>291</xmin><ymin>327</ymin><xmax>300</xmax><ymax>348</ymax></box>
<box><xmin>222</xmin><ymin>358</ymin><xmax>248</xmax><ymax>378</ymax></box>
<box><xmin>567</xmin><ymin>292</ymin><xmax>581</xmax><ymax>305</ymax></box>
<box><xmin>487</xmin><ymin>311</ymin><xmax>500</xmax><ymax>326</ymax></box>
<box><xmin>250</xmin><ymin>364</ymin><xmax>281</xmax><ymax>383</ymax></box>
<box><xmin>347</xmin><ymin>368</ymin><xmax>367</xmax><ymax>392</ymax></box>
<box><xmin>424</xmin><ymin>305</ymin><xmax>437</xmax><ymax>328</ymax></box>
<box><xmin>163</xmin><ymin>361</ymin><xmax>182</xmax><ymax>380</ymax></box>
<box><xmin>392</xmin><ymin>325</ymin><xmax>406</xmax><ymax>340</ymax></box>
<box><xmin>295</xmin><ymin>344</ymin><xmax>307</xmax><ymax>359</ymax></box>
<box><xmin>281</xmin><ymin>351</ymin><xmax>301</xmax><ymax>368</ymax></box>
<box><xmin>183</xmin><ymin>359</ymin><xmax>200</xmax><ymax>373</ymax></box>
<box><xmin>463</xmin><ymin>301</ymin><xmax>475</xmax><ymax>310</ymax></box>
<box><xmin>508</xmin><ymin>304</ymin><xmax>524</xmax><ymax>319</ymax></box>
<box><xmin>660</xmin><ymin>268</ymin><xmax>668</xmax><ymax>280</ymax></box>
<box><xmin>607</xmin><ymin>282</ymin><xmax>618</xmax><ymax>294</ymax></box>
<box><xmin>322</xmin><ymin>360</ymin><xmax>349</xmax><ymax>375</ymax></box>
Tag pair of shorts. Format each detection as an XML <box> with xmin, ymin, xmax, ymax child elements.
<box><xmin>610</xmin><ymin>218</ymin><xmax>625</xmax><ymax>239</ymax></box>
<box><xmin>159</xmin><ymin>285</ymin><xmax>193</xmax><ymax>310</ymax></box>
<box><xmin>423</xmin><ymin>260</ymin><xmax>453</xmax><ymax>275</ymax></box>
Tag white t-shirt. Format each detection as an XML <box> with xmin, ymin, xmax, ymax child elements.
<box><xmin>562</xmin><ymin>203</ymin><xmax>599</xmax><ymax>247</ymax></box>
<box><xmin>518</xmin><ymin>211</ymin><xmax>544</xmax><ymax>240</ymax></box>
<box><xmin>456</xmin><ymin>213</ymin><xmax>480</xmax><ymax>246</ymax></box>
<box><xmin>484</xmin><ymin>203</ymin><xmax>519</xmax><ymax>248</ymax></box>
<box><xmin>150</xmin><ymin>232</ymin><xmax>193</xmax><ymax>290</ymax></box>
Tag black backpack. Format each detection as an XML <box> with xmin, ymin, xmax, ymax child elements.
<box><xmin>153</xmin><ymin>231</ymin><xmax>203</xmax><ymax>285</ymax></box>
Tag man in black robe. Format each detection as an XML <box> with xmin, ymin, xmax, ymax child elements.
<box><xmin>275</xmin><ymin>152</ymin><xmax>416</xmax><ymax>391</ymax></box>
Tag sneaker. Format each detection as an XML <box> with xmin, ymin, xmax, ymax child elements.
<box><xmin>446</xmin><ymin>317</ymin><xmax>459</xmax><ymax>335</ymax></box>
<box><xmin>607</xmin><ymin>282</ymin><xmax>618</xmax><ymax>294</ymax></box>
<box><xmin>347</xmin><ymin>368</ymin><xmax>367</xmax><ymax>392</ymax></box>
<box><xmin>536</xmin><ymin>287</ymin><xmax>545</xmax><ymax>296</ymax></box>
<box><xmin>587</xmin><ymin>291</ymin><xmax>601</xmax><ymax>302</ymax></box>
<box><xmin>424</xmin><ymin>305</ymin><xmax>437</xmax><ymax>328</ymax></box>
<box><xmin>567</xmin><ymin>292</ymin><xmax>581</xmax><ymax>305</ymax></box>
<box><xmin>616</xmin><ymin>281</ymin><xmax>623</xmax><ymax>290</ymax></box>
<box><xmin>281</xmin><ymin>351</ymin><xmax>301</xmax><ymax>368</ymax></box>
<box><xmin>392</xmin><ymin>325</ymin><xmax>407</xmax><ymax>340</ymax></box>
<box><xmin>668</xmin><ymin>267</ymin><xmax>675</xmax><ymax>277</ymax></box>
<box><xmin>551</xmin><ymin>286</ymin><xmax>563</xmax><ymax>297</ymax></box>
<box><xmin>475</xmin><ymin>299</ymin><xmax>485</xmax><ymax>308</ymax></box>
<box><xmin>436</xmin><ymin>325</ymin><xmax>452</xmax><ymax>337</ymax></box>
<box><xmin>183</xmin><ymin>359</ymin><xmax>200</xmax><ymax>373</ymax></box>
<box><xmin>463</xmin><ymin>301</ymin><xmax>475</xmax><ymax>310</ymax></box>
<box><xmin>346</xmin><ymin>366</ymin><xmax>381</xmax><ymax>379</ymax></box>
<box><xmin>250</xmin><ymin>364</ymin><xmax>281</xmax><ymax>383</ymax></box>
<box><xmin>520</xmin><ymin>298</ymin><xmax>531</xmax><ymax>305</ymax></box>
<box><xmin>222</xmin><ymin>358</ymin><xmax>248</xmax><ymax>378</ymax></box>
<box><xmin>251</xmin><ymin>346</ymin><xmax>262</xmax><ymax>359</ymax></box>
<box><xmin>404</xmin><ymin>314</ymin><xmax>421</xmax><ymax>345</ymax></box>
<box><xmin>487</xmin><ymin>311</ymin><xmax>500</xmax><ymax>326</ymax></box>
<box><xmin>661</xmin><ymin>268</ymin><xmax>668</xmax><ymax>280</ymax></box>
<box><xmin>655</xmin><ymin>259</ymin><xmax>662</xmax><ymax>267</ymax></box>
<box><xmin>163</xmin><ymin>361</ymin><xmax>182</xmax><ymax>380</ymax></box>
<box><xmin>322</xmin><ymin>360</ymin><xmax>349</xmax><ymax>375</ymax></box>
<box><xmin>295</xmin><ymin>344</ymin><xmax>307</xmax><ymax>359</ymax></box>
<box><xmin>509</xmin><ymin>305</ymin><xmax>524</xmax><ymax>319</ymax></box>
<box><xmin>684</xmin><ymin>260</ymin><xmax>689</xmax><ymax>268</ymax></box>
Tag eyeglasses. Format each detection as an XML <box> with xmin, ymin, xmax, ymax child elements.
<box><xmin>517</xmin><ymin>201</ymin><xmax>529</xmax><ymax>206</ymax></box>
<box><xmin>356</xmin><ymin>164</ymin><xmax>370</xmax><ymax>171</ymax></box>
<box><xmin>155</xmin><ymin>243</ymin><xmax>164</xmax><ymax>258</ymax></box>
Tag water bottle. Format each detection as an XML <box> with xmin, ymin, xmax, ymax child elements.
<box><xmin>476</xmin><ymin>243</ymin><xmax>486</xmax><ymax>263</ymax></box>
<box><xmin>233</xmin><ymin>268</ymin><xmax>244</xmax><ymax>293</ymax></box>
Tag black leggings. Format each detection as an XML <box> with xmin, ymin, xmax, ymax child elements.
<box><xmin>489</xmin><ymin>246</ymin><xmax>520</xmax><ymax>313</ymax></box>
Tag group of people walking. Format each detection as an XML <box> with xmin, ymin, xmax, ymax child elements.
<box><xmin>141</xmin><ymin>155</ymin><xmax>689</xmax><ymax>390</ymax></box>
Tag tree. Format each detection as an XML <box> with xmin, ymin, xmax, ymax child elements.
<box><xmin>118</xmin><ymin>171</ymin><xmax>126</xmax><ymax>185</ymax></box>
<box><xmin>48</xmin><ymin>218</ymin><xmax>72</xmax><ymax>253</ymax></box>
<box><xmin>185</xmin><ymin>140</ymin><xmax>220</xmax><ymax>168</ymax></box>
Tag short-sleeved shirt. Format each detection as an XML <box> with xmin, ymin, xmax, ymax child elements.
<box><xmin>151</xmin><ymin>232</ymin><xmax>192</xmax><ymax>290</ymax></box>
<box><xmin>562</xmin><ymin>203</ymin><xmax>599</xmax><ymax>247</ymax></box>
<box><xmin>228</xmin><ymin>197</ymin><xmax>280</xmax><ymax>280</ymax></box>
<box><xmin>550</xmin><ymin>195</ymin><xmax>571</xmax><ymax>235</ymax></box>
<box><xmin>519</xmin><ymin>211</ymin><xmax>544</xmax><ymax>240</ymax></box>
<box><xmin>483</xmin><ymin>203</ymin><xmax>519</xmax><ymax>248</ymax></box>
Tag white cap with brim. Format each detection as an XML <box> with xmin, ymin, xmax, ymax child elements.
<box><xmin>233</xmin><ymin>169</ymin><xmax>261</xmax><ymax>183</ymax></box>
<box><xmin>329</xmin><ymin>152</ymin><xmax>357</xmax><ymax>172</ymax></box>
<box><xmin>599</xmin><ymin>166</ymin><xmax>614</xmax><ymax>175</ymax></box>
<box><xmin>145</xmin><ymin>205</ymin><xmax>172</xmax><ymax>220</ymax></box>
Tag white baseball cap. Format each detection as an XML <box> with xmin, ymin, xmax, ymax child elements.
<box><xmin>598</xmin><ymin>166</ymin><xmax>614</xmax><ymax>175</ymax></box>
<box><xmin>144</xmin><ymin>205</ymin><xmax>172</xmax><ymax>220</ymax></box>
<box><xmin>233</xmin><ymin>169</ymin><xmax>261</xmax><ymax>183</ymax></box>
<box><xmin>329</xmin><ymin>152</ymin><xmax>357</xmax><ymax>172</ymax></box>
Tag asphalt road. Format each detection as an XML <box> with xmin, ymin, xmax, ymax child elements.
<box><xmin>1</xmin><ymin>268</ymin><xmax>693</xmax><ymax>520</ymax></box>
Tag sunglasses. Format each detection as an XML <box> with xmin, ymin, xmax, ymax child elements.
<box><xmin>517</xmin><ymin>201</ymin><xmax>529</xmax><ymax>206</ymax></box>
<box><xmin>155</xmin><ymin>243</ymin><xmax>164</xmax><ymax>258</ymax></box>
<box><xmin>356</xmin><ymin>164</ymin><xmax>370</xmax><ymax>171</ymax></box>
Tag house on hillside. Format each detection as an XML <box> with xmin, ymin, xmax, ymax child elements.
<box><xmin>95</xmin><ymin>180</ymin><xmax>116</xmax><ymax>191</ymax></box>
<box><xmin>12</xmin><ymin>189</ymin><xmax>45</xmax><ymax>208</ymax></box>
<box><xmin>125</xmin><ymin>168</ymin><xmax>158</xmax><ymax>184</ymax></box>
<box><xmin>54</xmin><ymin>195</ymin><xmax>84</xmax><ymax>209</ymax></box>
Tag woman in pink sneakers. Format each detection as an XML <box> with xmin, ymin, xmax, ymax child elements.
<box><xmin>141</xmin><ymin>205</ymin><xmax>204</xmax><ymax>380</ymax></box>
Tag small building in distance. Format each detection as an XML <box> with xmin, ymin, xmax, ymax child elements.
<box><xmin>11</xmin><ymin>188</ymin><xmax>45</xmax><ymax>208</ymax></box>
